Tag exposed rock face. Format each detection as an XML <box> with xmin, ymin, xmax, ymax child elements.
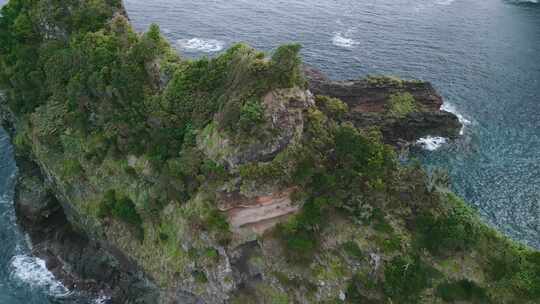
<box><xmin>199</xmin><ymin>87</ymin><xmax>314</xmax><ymax>169</ymax></box>
<box><xmin>218</xmin><ymin>188</ymin><xmax>299</xmax><ymax>235</ymax></box>
<box><xmin>199</xmin><ymin>88</ymin><xmax>314</xmax><ymax>237</ymax></box>
<box><xmin>0</xmin><ymin>96</ymin><xmax>165</xmax><ymax>304</ymax></box>
<box><xmin>209</xmin><ymin>68</ymin><xmax>462</xmax><ymax>240</ymax></box>
<box><xmin>304</xmin><ymin>66</ymin><xmax>461</xmax><ymax>144</ymax></box>
<box><xmin>13</xmin><ymin>155</ymin><xmax>160</xmax><ymax>304</ymax></box>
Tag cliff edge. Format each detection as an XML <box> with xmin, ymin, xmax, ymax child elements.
<box><xmin>0</xmin><ymin>1</ymin><xmax>539</xmax><ymax>304</ymax></box>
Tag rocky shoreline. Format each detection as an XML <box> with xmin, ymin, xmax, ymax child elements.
<box><xmin>304</xmin><ymin>66</ymin><xmax>461</xmax><ymax>146</ymax></box>
<box><xmin>0</xmin><ymin>94</ymin><xmax>166</xmax><ymax>303</ymax></box>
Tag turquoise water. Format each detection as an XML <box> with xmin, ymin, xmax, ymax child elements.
<box><xmin>0</xmin><ymin>0</ymin><xmax>539</xmax><ymax>302</ymax></box>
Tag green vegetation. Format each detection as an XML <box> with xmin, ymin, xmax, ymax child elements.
<box><xmin>388</xmin><ymin>92</ymin><xmax>417</xmax><ymax>117</ymax></box>
<box><xmin>61</xmin><ymin>158</ymin><xmax>83</xmax><ymax>178</ymax></box>
<box><xmin>342</xmin><ymin>241</ymin><xmax>363</xmax><ymax>260</ymax></box>
<box><xmin>270</xmin><ymin>112</ymin><xmax>395</xmax><ymax>260</ymax></box>
<box><xmin>238</xmin><ymin>98</ymin><xmax>265</xmax><ymax>135</ymax></box>
<box><xmin>383</xmin><ymin>255</ymin><xmax>438</xmax><ymax>303</ymax></box>
<box><xmin>414</xmin><ymin>194</ymin><xmax>480</xmax><ymax>256</ymax></box>
<box><xmin>366</xmin><ymin>75</ymin><xmax>405</xmax><ymax>87</ymax></box>
<box><xmin>345</xmin><ymin>273</ymin><xmax>378</xmax><ymax>303</ymax></box>
<box><xmin>98</xmin><ymin>189</ymin><xmax>142</xmax><ymax>227</ymax></box>
<box><xmin>483</xmin><ymin>241</ymin><xmax>540</xmax><ymax>300</ymax></box>
<box><xmin>315</xmin><ymin>95</ymin><xmax>349</xmax><ymax>121</ymax></box>
<box><xmin>436</xmin><ymin>280</ymin><xmax>490</xmax><ymax>303</ymax></box>
<box><xmin>1</xmin><ymin>1</ymin><xmax>540</xmax><ymax>303</ymax></box>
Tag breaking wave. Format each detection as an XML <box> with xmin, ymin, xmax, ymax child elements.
<box><xmin>94</xmin><ymin>295</ymin><xmax>112</xmax><ymax>304</ymax></box>
<box><xmin>416</xmin><ymin>136</ymin><xmax>448</xmax><ymax>151</ymax></box>
<box><xmin>9</xmin><ymin>254</ymin><xmax>69</xmax><ymax>297</ymax></box>
<box><xmin>441</xmin><ymin>102</ymin><xmax>471</xmax><ymax>135</ymax></box>
<box><xmin>176</xmin><ymin>38</ymin><xmax>225</xmax><ymax>52</ymax></box>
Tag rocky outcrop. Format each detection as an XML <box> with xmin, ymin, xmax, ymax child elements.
<box><xmin>218</xmin><ymin>188</ymin><xmax>299</xmax><ymax>235</ymax></box>
<box><xmin>199</xmin><ymin>87</ymin><xmax>313</xmax><ymax>169</ymax></box>
<box><xmin>304</xmin><ymin>66</ymin><xmax>461</xmax><ymax>145</ymax></box>
<box><xmin>207</xmin><ymin>68</ymin><xmax>462</xmax><ymax>239</ymax></box>
<box><xmin>14</xmin><ymin>157</ymin><xmax>159</xmax><ymax>304</ymax></box>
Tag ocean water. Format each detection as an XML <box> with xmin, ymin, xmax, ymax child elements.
<box><xmin>1</xmin><ymin>0</ymin><xmax>539</xmax><ymax>302</ymax></box>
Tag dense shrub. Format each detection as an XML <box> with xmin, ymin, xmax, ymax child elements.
<box><xmin>269</xmin><ymin>44</ymin><xmax>305</xmax><ymax>88</ymax></box>
<box><xmin>99</xmin><ymin>189</ymin><xmax>142</xmax><ymax>228</ymax></box>
<box><xmin>238</xmin><ymin>99</ymin><xmax>265</xmax><ymax>134</ymax></box>
<box><xmin>276</xmin><ymin>198</ymin><xmax>326</xmax><ymax>261</ymax></box>
<box><xmin>388</xmin><ymin>92</ymin><xmax>417</xmax><ymax>117</ymax></box>
<box><xmin>414</xmin><ymin>194</ymin><xmax>479</xmax><ymax>255</ymax></box>
<box><xmin>61</xmin><ymin>159</ymin><xmax>83</xmax><ymax>178</ymax></box>
<box><xmin>345</xmin><ymin>273</ymin><xmax>378</xmax><ymax>303</ymax></box>
<box><xmin>314</xmin><ymin>95</ymin><xmax>349</xmax><ymax>120</ymax></box>
<box><xmin>342</xmin><ymin>241</ymin><xmax>364</xmax><ymax>260</ymax></box>
<box><xmin>334</xmin><ymin>123</ymin><xmax>395</xmax><ymax>183</ymax></box>
<box><xmin>0</xmin><ymin>0</ymin><xmax>44</xmax><ymax>114</ymax></box>
<box><xmin>383</xmin><ymin>255</ymin><xmax>436</xmax><ymax>303</ymax></box>
<box><xmin>485</xmin><ymin>246</ymin><xmax>540</xmax><ymax>300</ymax></box>
<box><xmin>436</xmin><ymin>280</ymin><xmax>490</xmax><ymax>303</ymax></box>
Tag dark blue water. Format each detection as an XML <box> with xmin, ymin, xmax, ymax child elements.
<box><xmin>1</xmin><ymin>0</ymin><xmax>539</xmax><ymax>302</ymax></box>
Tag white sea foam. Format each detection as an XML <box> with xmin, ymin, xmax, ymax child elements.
<box><xmin>416</xmin><ymin>136</ymin><xmax>448</xmax><ymax>151</ymax></box>
<box><xmin>441</xmin><ymin>102</ymin><xmax>471</xmax><ymax>135</ymax></box>
<box><xmin>332</xmin><ymin>31</ymin><xmax>359</xmax><ymax>49</ymax></box>
<box><xmin>94</xmin><ymin>295</ymin><xmax>112</xmax><ymax>304</ymax></box>
<box><xmin>9</xmin><ymin>254</ymin><xmax>69</xmax><ymax>296</ymax></box>
<box><xmin>176</xmin><ymin>38</ymin><xmax>225</xmax><ymax>52</ymax></box>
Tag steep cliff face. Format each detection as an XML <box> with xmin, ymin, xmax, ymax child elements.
<box><xmin>1</xmin><ymin>1</ymin><xmax>539</xmax><ymax>304</ymax></box>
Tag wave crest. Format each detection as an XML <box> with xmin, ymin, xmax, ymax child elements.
<box><xmin>9</xmin><ymin>254</ymin><xmax>69</xmax><ymax>297</ymax></box>
<box><xmin>441</xmin><ymin>102</ymin><xmax>471</xmax><ymax>135</ymax></box>
<box><xmin>416</xmin><ymin>136</ymin><xmax>448</xmax><ymax>151</ymax></box>
<box><xmin>177</xmin><ymin>38</ymin><xmax>225</xmax><ymax>52</ymax></box>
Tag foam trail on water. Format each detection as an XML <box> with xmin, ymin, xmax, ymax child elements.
<box><xmin>177</xmin><ymin>38</ymin><xmax>225</xmax><ymax>52</ymax></box>
<box><xmin>416</xmin><ymin>136</ymin><xmax>448</xmax><ymax>151</ymax></box>
<box><xmin>9</xmin><ymin>254</ymin><xmax>69</xmax><ymax>297</ymax></box>
<box><xmin>94</xmin><ymin>295</ymin><xmax>112</xmax><ymax>304</ymax></box>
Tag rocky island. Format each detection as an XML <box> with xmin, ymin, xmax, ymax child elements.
<box><xmin>0</xmin><ymin>0</ymin><xmax>538</xmax><ymax>303</ymax></box>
